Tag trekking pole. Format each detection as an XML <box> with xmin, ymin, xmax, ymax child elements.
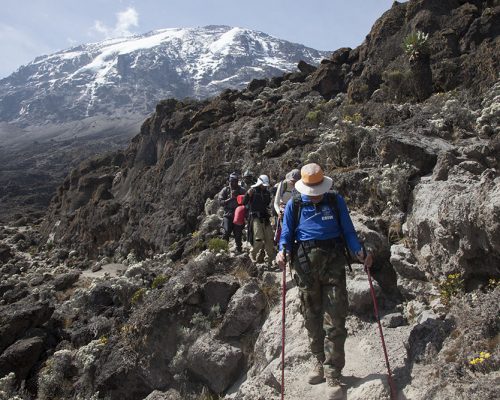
<box><xmin>365</xmin><ymin>262</ymin><xmax>397</xmax><ymax>400</ymax></box>
<box><xmin>281</xmin><ymin>252</ymin><xmax>287</xmax><ymax>400</ymax></box>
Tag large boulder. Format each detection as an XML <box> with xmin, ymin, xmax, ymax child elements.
<box><xmin>201</xmin><ymin>275</ymin><xmax>239</xmax><ymax>314</ymax></box>
<box><xmin>406</xmin><ymin>170</ymin><xmax>500</xmax><ymax>281</ymax></box>
<box><xmin>406</xmin><ymin>316</ymin><xmax>453</xmax><ymax>363</ymax></box>
<box><xmin>347</xmin><ymin>270</ymin><xmax>382</xmax><ymax>315</ymax></box>
<box><xmin>0</xmin><ymin>244</ymin><xmax>13</xmax><ymax>263</ymax></box>
<box><xmin>217</xmin><ymin>280</ymin><xmax>266</xmax><ymax>338</ymax></box>
<box><xmin>0</xmin><ymin>300</ymin><xmax>53</xmax><ymax>354</ymax></box>
<box><xmin>186</xmin><ymin>333</ymin><xmax>243</xmax><ymax>393</ymax></box>
<box><xmin>0</xmin><ymin>336</ymin><xmax>45</xmax><ymax>382</ymax></box>
<box><xmin>143</xmin><ymin>390</ymin><xmax>182</xmax><ymax>400</ymax></box>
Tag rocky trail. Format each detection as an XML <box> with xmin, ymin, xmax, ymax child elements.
<box><xmin>226</xmin><ymin>267</ymin><xmax>412</xmax><ymax>400</ymax></box>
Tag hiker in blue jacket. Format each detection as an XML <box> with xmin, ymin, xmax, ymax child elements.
<box><xmin>276</xmin><ymin>163</ymin><xmax>373</xmax><ymax>394</ymax></box>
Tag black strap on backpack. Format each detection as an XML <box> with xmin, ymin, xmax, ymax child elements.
<box><xmin>291</xmin><ymin>191</ymin><xmax>353</xmax><ymax>272</ymax></box>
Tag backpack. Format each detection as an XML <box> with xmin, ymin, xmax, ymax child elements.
<box><xmin>233</xmin><ymin>195</ymin><xmax>246</xmax><ymax>225</ymax></box>
<box><xmin>291</xmin><ymin>191</ymin><xmax>353</xmax><ymax>271</ymax></box>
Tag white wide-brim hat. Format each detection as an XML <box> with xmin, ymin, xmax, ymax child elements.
<box><xmin>251</xmin><ymin>174</ymin><xmax>270</xmax><ymax>188</ymax></box>
<box><xmin>294</xmin><ymin>163</ymin><xmax>333</xmax><ymax>196</ymax></box>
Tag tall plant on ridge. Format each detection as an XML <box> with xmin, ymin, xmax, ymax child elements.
<box><xmin>403</xmin><ymin>31</ymin><xmax>433</xmax><ymax>101</ymax></box>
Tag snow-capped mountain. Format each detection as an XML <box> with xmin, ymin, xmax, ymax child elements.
<box><xmin>0</xmin><ymin>25</ymin><xmax>329</xmax><ymax>127</ymax></box>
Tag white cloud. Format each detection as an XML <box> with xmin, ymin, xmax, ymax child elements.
<box><xmin>91</xmin><ymin>7</ymin><xmax>139</xmax><ymax>39</ymax></box>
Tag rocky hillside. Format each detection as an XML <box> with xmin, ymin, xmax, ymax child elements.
<box><xmin>1</xmin><ymin>1</ymin><xmax>499</xmax><ymax>399</ymax></box>
<box><xmin>0</xmin><ymin>26</ymin><xmax>328</xmax><ymax>222</ymax></box>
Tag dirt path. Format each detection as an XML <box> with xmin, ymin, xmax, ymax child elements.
<box><xmin>227</xmin><ymin>274</ymin><xmax>411</xmax><ymax>400</ymax></box>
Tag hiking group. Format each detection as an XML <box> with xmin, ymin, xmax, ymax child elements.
<box><xmin>218</xmin><ymin>169</ymin><xmax>277</xmax><ymax>265</ymax></box>
<box><xmin>217</xmin><ymin>163</ymin><xmax>396</xmax><ymax>399</ymax></box>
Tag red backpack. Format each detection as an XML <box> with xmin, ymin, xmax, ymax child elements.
<box><xmin>233</xmin><ymin>195</ymin><xmax>246</xmax><ymax>225</ymax></box>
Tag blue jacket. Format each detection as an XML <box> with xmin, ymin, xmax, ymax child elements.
<box><xmin>279</xmin><ymin>192</ymin><xmax>362</xmax><ymax>254</ymax></box>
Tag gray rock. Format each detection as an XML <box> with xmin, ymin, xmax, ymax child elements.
<box><xmin>186</xmin><ymin>333</ymin><xmax>243</xmax><ymax>393</ymax></box>
<box><xmin>0</xmin><ymin>244</ymin><xmax>14</xmax><ymax>263</ymax></box>
<box><xmin>0</xmin><ymin>336</ymin><xmax>45</xmax><ymax>383</ymax></box>
<box><xmin>348</xmin><ymin>378</ymin><xmax>390</xmax><ymax>399</ymax></box>
<box><xmin>144</xmin><ymin>390</ymin><xmax>182</xmax><ymax>400</ymax></box>
<box><xmin>347</xmin><ymin>273</ymin><xmax>381</xmax><ymax>315</ymax></box>
<box><xmin>201</xmin><ymin>275</ymin><xmax>239</xmax><ymax>314</ymax></box>
<box><xmin>0</xmin><ymin>300</ymin><xmax>53</xmax><ymax>354</ymax></box>
<box><xmin>91</xmin><ymin>262</ymin><xmax>102</xmax><ymax>272</ymax></box>
<box><xmin>406</xmin><ymin>317</ymin><xmax>453</xmax><ymax>363</ymax></box>
<box><xmin>390</xmin><ymin>244</ymin><xmax>426</xmax><ymax>280</ymax></box>
<box><xmin>217</xmin><ymin>280</ymin><xmax>266</xmax><ymax>338</ymax></box>
<box><xmin>29</xmin><ymin>274</ymin><xmax>45</xmax><ymax>287</ymax></box>
<box><xmin>381</xmin><ymin>312</ymin><xmax>406</xmax><ymax>328</ymax></box>
<box><xmin>53</xmin><ymin>271</ymin><xmax>80</xmax><ymax>291</ymax></box>
<box><xmin>262</xmin><ymin>370</ymin><xmax>281</xmax><ymax>392</ymax></box>
<box><xmin>407</xmin><ymin>171</ymin><xmax>500</xmax><ymax>280</ymax></box>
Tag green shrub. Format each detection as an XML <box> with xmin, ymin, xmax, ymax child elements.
<box><xmin>168</xmin><ymin>241</ymin><xmax>179</xmax><ymax>252</ymax></box>
<box><xmin>439</xmin><ymin>273</ymin><xmax>464</xmax><ymax>305</ymax></box>
<box><xmin>207</xmin><ymin>238</ymin><xmax>229</xmax><ymax>253</ymax></box>
<box><xmin>198</xmin><ymin>387</ymin><xmax>222</xmax><ymax>400</ymax></box>
<box><xmin>382</xmin><ymin>69</ymin><xmax>412</xmax><ymax>101</ymax></box>
<box><xmin>190</xmin><ymin>312</ymin><xmax>211</xmax><ymax>331</ymax></box>
<box><xmin>231</xmin><ymin>265</ymin><xmax>251</xmax><ymax>283</ymax></box>
<box><xmin>151</xmin><ymin>275</ymin><xmax>169</xmax><ymax>289</ymax></box>
<box><xmin>403</xmin><ymin>31</ymin><xmax>429</xmax><ymax>61</ymax></box>
<box><xmin>131</xmin><ymin>288</ymin><xmax>146</xmax><ymax>305</ymax></box>
<box><xmin>306</xmin><ymin>110</ymin><xmax>321</xmax><ymax>123</ymax></box>
<box><xmin>342</xmin><ymin>112</ymin><xmax>362</xmax><ymax>124</ymax></box>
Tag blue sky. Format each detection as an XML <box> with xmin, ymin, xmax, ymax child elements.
<box><xmin>0</xmin><ymin>0</ymin><xmax>395</xmax><ymax>78</ymax></box>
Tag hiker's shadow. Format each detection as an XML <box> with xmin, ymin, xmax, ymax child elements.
<box><xmin>337</xmin><ymin>373</ymin><xmax>387</xmax><ymax>399</ymax></box>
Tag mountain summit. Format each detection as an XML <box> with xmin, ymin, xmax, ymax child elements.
<box><xmin>0</xmin><ymin>25</ymin><xmax>329</xmax><ymax>127</ymax></box>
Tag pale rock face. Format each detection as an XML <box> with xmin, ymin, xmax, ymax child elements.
<box><xmin>348</xmin><ymin>378</ymin><xmax>390</xmax><ymax>400</ymax></box>
<box><xmin>347</xmin><ymin>272</ymin><xmax>382</xmax><ymax>314</ymax></box>
<box><xmin>406</xmin><ymin>171</ymin><xmax>500</xmax><ymax>279</ymax></box>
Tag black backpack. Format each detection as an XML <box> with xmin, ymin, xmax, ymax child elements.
<box><xmin>291</xmin><ymin>191</ymin><xmax>353</xmax><ymax>271</ymax></box>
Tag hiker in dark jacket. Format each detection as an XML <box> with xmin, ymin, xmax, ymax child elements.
<box><xmin>240</xmin><ymin>169</ymin><xmax>255</xmax><ymax>191</ymax></box>
<box><xmin>276</xmin><ymin>163</ymin><xmax>373</xmax><ymax>397</ymax></box>
<box><xmin>244</xmin><ymin>174</ymin><xmax>275</xmax><ymax>264</ymax></box>
<box><xmin>218</xmin><ymin>172</ymin><xmax>246</xmax><ymax>252</ymax></box>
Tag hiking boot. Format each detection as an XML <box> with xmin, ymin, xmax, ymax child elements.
<box><xmin>326</xmin><ymin>374</ymin><xmax>341</xmax><ymax>387</ymax></box>
<box><xmin>307</xmin><ymin>360</ymin><xmax>324</xmax><ymax>384</ymax></box>
<box><xmin>326</xmin><ymin>375</ymin><xmax>342</xmax><ymax>400</ymax></box>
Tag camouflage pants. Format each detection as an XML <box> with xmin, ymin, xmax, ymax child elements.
<box><xmin>293</xmin><ymin>244</ymin><xmax>348</xmax><ymax>374</ymax></box>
